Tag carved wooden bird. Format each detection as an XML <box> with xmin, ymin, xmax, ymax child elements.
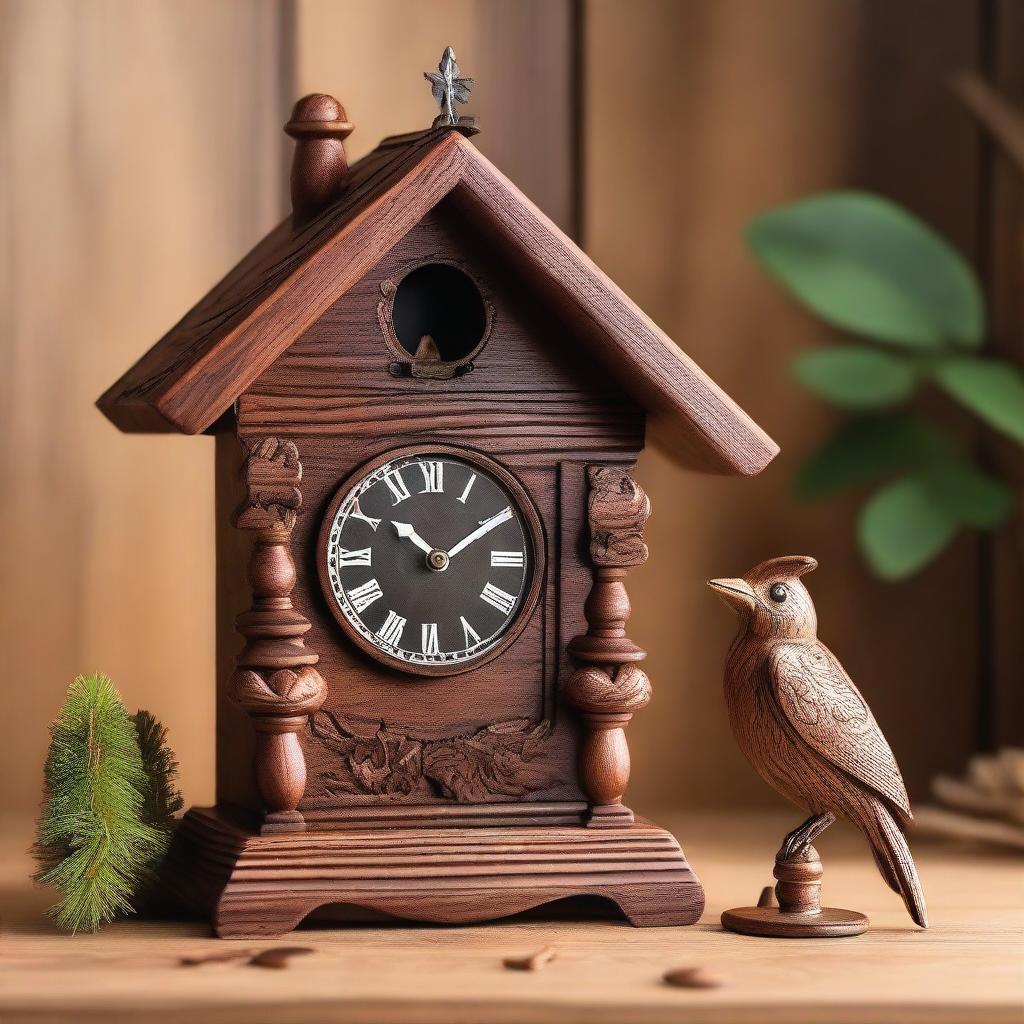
<box><xmin>709</xmin><ymin>555</ymin><xmax>927</xmax><ymax>928</ymax></box>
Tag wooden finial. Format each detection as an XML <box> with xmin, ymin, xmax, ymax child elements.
<box><xmin>284</xmin><ymin>93</ymin><xmax>354</xmax><ymax>224</ymax></box>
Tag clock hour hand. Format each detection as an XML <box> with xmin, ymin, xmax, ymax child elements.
<box><xmin>391</xmin><ymin>521</ymin><xmax>434</xmax><ymax>556</ymax></box>
<box><xmin>447</xmin><ymin>506</ymin><xmax>514</xmax><ymax>559</ymax></box>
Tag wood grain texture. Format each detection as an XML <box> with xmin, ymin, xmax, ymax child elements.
<box><xmin>98</xmin><ymin>126</ymin><xmax>777</xmax><ymax>476</ymax></box>
<box><xmin>2</xmin><ymin>812</ymin><xmax>1021</xmax><ymax>1024</ymax></box>
<box><xmin>223</xmin><ymin>206</ymin><xmax>650</xmax><ymax>826</ymax></box>
<box><xmin>4</xmin><ymin>0</ymin><xmax>1012</xmax><ymax>832</ymax></box>
<box><xmin>981</xmin><ymin>1</ymin><xmax>1024</xmax><ymax>752</ymax></box>
<box><xmin>0</xmin><ymin>0</ymin><xmax>288</xmax><ymax>819</ymax></box>
<box><xmin>588</xmin><ymin>0</ymin><xmax>994</xmax><ymax>812</ymax></box>
<box><xmin>710</xmin><ymin>556</ymin><xmax>926</xmax><ymax>928</ymax></box>
<box><xmin>162</xmin><ymin>806</ymin><xmax>703</xmax><ymax>937</ymax></box>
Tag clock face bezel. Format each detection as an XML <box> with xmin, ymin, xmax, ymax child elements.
<box><xmin>316</xmin><ymin>444</ymin><xmax>546</xmax><ymax>678</ymax></box>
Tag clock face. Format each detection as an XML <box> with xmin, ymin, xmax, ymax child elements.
<box><xmin>319</xmin><ymin>448</ymin><xmax>543</xmax><ymax>675</ymax></box>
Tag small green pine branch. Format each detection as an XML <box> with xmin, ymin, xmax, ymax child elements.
<box><xmin>133</xmin><ymin>709</ymin><xmax>184</xmax><ymax>871</ymax></box>
<box><xmin>33</xmin><ymin>674</ymin><xmax>168</xmax><ymax>932</ymax></box>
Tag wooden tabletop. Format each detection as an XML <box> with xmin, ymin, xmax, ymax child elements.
<box><xmin>2</xmin><ymin>812</ymin><xmax>1021</xmax><ymax>1024</ymax></box>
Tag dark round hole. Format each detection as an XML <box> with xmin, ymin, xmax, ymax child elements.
<box><xmin>392</xmin><ymin>264</ymin><xmax>486</xmax><ymax>362</ymax></box>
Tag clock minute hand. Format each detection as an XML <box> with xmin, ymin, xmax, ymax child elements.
<box><xmin>447</xmin><ymin>506</ymin><xmax>514</xmax><ymax>559</ymax></box>
<box><xmin>391</xmin><ymin>521</ymin><xmax>434</xmax><ymax>555</ymax></box>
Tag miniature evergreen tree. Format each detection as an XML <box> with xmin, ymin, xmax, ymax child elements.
<box><xmin>133</xmin><ymin>709</ymin><xmax>184</xmax><ymax>865</ymax></box>
<box><xmin>33</xmin><ymin>674</ymin><xmax>181</xmax><ymax>932</ymax></box>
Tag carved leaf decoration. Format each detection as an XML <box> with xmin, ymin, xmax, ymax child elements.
<box><xmin>229</xmin><ymin>669</ymin><xmax>275</xmax><ymax>705</ymax></box>
<box><xmin>587</xmin><ymin>466</ymin><xmax>650</xmax><ymax>567</ymax></box>
<box><xmin>234</xmin><ymin>437</ymin><xmax>302</xmax><ymax>531</ymax></box>
<box><xmin>564</xmin><ymin>664</ymin><xmax>651</xmax><ymax>714</ymax></box>
<box><xmin>229</xmin><ymin>667</ymin><xmax>325</xmax><ymax>715</ymax></box>
<box><xmin>306</xmin><ymin>713</ymin><xmax>555</xmax><ymax>802</ymax></box>
<box><xmin>267</xmin><ymin>667</ymin><xmax>326</xmax><ymax>704</ymax></box>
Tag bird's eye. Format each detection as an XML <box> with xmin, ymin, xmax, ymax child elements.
<box><xmin>769</xmin><ymin>583</ymin><xmax>788</xmax><ymax>603</ymax></box>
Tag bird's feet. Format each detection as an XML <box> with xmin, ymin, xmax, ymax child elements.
<box><xmin>778</xmin><ymin>812</ymin><xmax>836</xmax><ymax>862</ymax></box>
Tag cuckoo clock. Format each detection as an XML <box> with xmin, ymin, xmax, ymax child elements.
<box><xmin>98</xmin><ymin>70</ymin><xmax>777</xmax><ymax>937</ymax></box>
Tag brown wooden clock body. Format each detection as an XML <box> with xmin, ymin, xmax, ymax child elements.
<box><xmin>98</xmin><ymin>101</ymin><xmax>778</xmax><ymax>938</ymax></box>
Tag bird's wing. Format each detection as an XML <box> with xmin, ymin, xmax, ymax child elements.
<box><xmin>451</xmin><ymin>78</ymin><xmax>473</xmax><ymax>103</ymax></box>
<box><xmin>424</xmin><ymin>71</ymin><xmax>447</xmax><ymax>103</ymax></box>
<box><xmin>768</xmin><ymin>641</ymin><xmax>911</xmax><ymax>819</ymax></box>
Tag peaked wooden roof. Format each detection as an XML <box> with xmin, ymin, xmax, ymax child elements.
<box><xmin>98</xmin><ymin>128</ymin><xmax>778</xmax><ymax>475</ymax></box>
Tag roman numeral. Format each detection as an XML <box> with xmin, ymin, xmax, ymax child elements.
<box><xmin>348</xmin><ymin>577</ymin><xmax>383</xmax><ymax>613</ymax></box>
<box><xmin>417</xmin><ymin>461</ymin><xmax>444</xmax><ymax>493</ymax></box>
<box><xmin>460</xmin><ymin>616</ymin><xmax>481</xmax><ymax>648</ymax></box>
<box><xmin>457</xmin><ymin>473</ymin><xmax>477</xmax><ymax>504</ymax></box>
<box><xmin>335</xmin><ymin>547</ymin><xmax>372</xmax><ymax>567</ymax></box>
<box><xmin>376</xmin><ymin>610</ymin><xmax>406</xmax><ymax>647</ymax></box>
<box><xmin>383</xmin><ymin>471</ymin><xmax>411</xmax><ymax>505</ymax></box>
<box><xmin>490</xmin><ymin>550</ymin><xmax>524</xmax><ymax>568</ymax></box>
<box><xmin>346</xmin><ymin>499</ymin><xmax>381</xmax><ymax>531</ymax></box>
<box><xmin>421</xmin><ymin>622</ymin><xmax>440</xmax><ymax>655</ymax></box>
<box><xmin>480</xmin><ymin>582</ymin><xmax>516</xmax><ymax>616</ymax></box>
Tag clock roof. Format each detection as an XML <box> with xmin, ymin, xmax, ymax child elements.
<box><xmin>98</xmin><ymin>125</ymin><xmax>778</xmax><ymax>476</ymax></box>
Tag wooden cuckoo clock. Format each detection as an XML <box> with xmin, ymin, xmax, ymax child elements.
<box><xmin>98</xmin><ymin>62</ymin><xmax>777</xmax><ymax>937</ymax></box>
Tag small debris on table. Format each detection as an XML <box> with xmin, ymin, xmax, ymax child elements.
<box><xmin>180</xmin><ymin>945</ymin><xmax>314</xmax><ymax>969</ymax></box>
<box><xmin>503</xmin><ymin>946</ymin><xmax>557</xmax><ymax>971</ymax></box>
<box><xmin>250</xmin><ymin>946</ymin><xmax>315</xmax><ymax>969</ymax></box>
<box><xmin>663</xmin><ymin>966</ymin><xmax>727</xmax><ymax>989</ymax></box>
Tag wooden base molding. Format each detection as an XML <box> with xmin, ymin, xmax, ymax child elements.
<box><xmin>162</xmin><ymin>807</ymin><xmax>705</xmax><ymax>938</ymax></box>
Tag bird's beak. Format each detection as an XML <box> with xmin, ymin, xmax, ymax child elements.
<box><xmin>708</xmin><ymin>578</ymin><xmax>756</xmax><ymax>613</ymax></box>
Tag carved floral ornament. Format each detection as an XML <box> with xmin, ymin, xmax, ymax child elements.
<box><xmin>230</xmin><ymin>667</ymin><xmax>326</xmax><ymax>718</ymax></box>
<box><xmin>306</xmin><ymin>711</ymin><xmax>555</xmax><ymax>803</ymax></box>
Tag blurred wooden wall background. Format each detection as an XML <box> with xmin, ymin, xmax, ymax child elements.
<box><xmin>3</xmin><ymin>0</ymin><xmax>1021</xmax><ymax>821</ymax></box>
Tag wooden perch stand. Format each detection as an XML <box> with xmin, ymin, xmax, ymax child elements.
<box><xmin>722</xmin><ymin>843</ymin><xmax>868</xmax><ymax>938</ymax></box>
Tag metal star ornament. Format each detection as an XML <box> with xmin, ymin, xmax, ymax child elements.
<box><xmin>424</xmin><ymin>46</ymin><xmax>478</xmax><ymax>131</ymax></box>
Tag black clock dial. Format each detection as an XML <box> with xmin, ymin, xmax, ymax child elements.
<box><xmin>322</xmin><ymin>451</ymin><xmax>538</xmax><ymax>672</ymax></box>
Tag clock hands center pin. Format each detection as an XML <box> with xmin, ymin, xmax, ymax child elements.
<box><xmin>392</xmin><ymin>520</ymin><xmax>450</xmax><ymax>572</ymax></box>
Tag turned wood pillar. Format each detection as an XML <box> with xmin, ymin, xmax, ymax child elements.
<box><xmin>564</xmin><ymin>466</ymin><xmax>652</xmax><ymax>828</ymax></box>
<box><xmin>228</xmin><ymin>438</ymin><xmax>326</xmax><ymax>834</ymax></box>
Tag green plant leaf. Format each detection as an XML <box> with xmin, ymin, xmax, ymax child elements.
<box><xmin>932</xmin><ymin>357</ymin><xmax>1024</xmax><ymax>446</ymax></box>
<box><xmin>748</xmin><ymin>192</ymin><xmax>984</xmax><ymax>349</ymax></box>
<box><xmin>793</xmin><ymin>346</ymin><xmax>920</xmax><ymax>408</ymax></box>
<box><xmin>795</xmin><ymin>414</ymin><xmax>954</xmax><ymax>500</ymax></box>
<box><xmin>920</xmin><ymin>459</ymin><xmax>1013</xmax><ymax>528</ymax></box>
<box><xmin>857</xmin><ymin>457</ymin><xmax>1012</xmax><ymax>580</ymax></box>
<box><xmin>858</xmin><ymin>477</ymin><xmax>958</xmax><ymax>580</ymax></box>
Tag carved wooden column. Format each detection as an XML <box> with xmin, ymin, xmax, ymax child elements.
<box><xmin>564</xmin><ymin>466</ymin><xmax>652</xmax><ymax>828</ymax></box>
<box><xmin>228</xmin><ymin>438</ymin><xmax>326</xmax><ymax>834</ymax></box>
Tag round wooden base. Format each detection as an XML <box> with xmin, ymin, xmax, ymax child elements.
<box><xmin>721</xmin><ymin>905</ymin><xmax>869</xmax><ymax>938</ymax></box>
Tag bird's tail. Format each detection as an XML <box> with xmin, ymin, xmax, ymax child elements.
<box><xmin>859</xmin><ymin>798</ymin><xmax>927</xmax><ymax>928</ymax></box>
